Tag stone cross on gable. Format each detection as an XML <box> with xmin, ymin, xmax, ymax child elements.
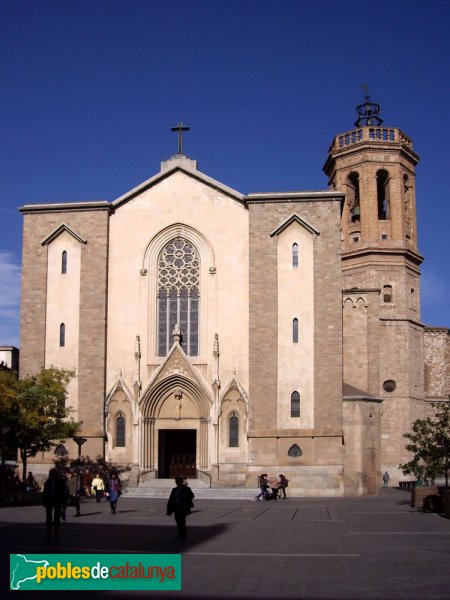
<box><xmin>171</xmin><ymin>121</ymin><xmax>190</xmax><ymax>155</ymax></box>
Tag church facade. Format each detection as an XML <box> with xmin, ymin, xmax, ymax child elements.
<box><xmin>19</xmin><ymin>102</ymin><xmax>449</xmax><ymax>496</ymax></box>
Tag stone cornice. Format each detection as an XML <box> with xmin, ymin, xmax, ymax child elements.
<box><xmin>19</xmin><ymin>201</ymin><xmax>110</xmax><ymax>214</ymax></box>
<box><xmin>247</xmin><ymin>430</ymin><xmax>343</xmax><ymax>438</ymax></box>
<box><xmin>342</xmin><ymin>246</ymin><xmax>424</xmax><ymax>267</ymax></box>
<box><xmin>246</xmin><ymin>191</ymin><xmax>344</xmax><ymax>204</ymax></box>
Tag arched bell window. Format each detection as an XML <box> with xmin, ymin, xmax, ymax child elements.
<box><xmin>347</xmin><ymin>172</ymin><xmax>360</xmax><ymax>223</ymax></box>
<box><xmin>377</xmin><ymin>169</ymin><xmax>390</xmax><ymax>220</ymax></box>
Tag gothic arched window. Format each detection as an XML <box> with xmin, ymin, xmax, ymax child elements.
<box><xmin>59</xmin><ymin>323</ymin><xmax>65</xmax><ymax>347</ymax></box>
<box><xmin>291</xmin><ymin>391</ymin><xmax>300</xmax><ymax>417</ymax></box>
<box><xmin>61</xmin><ymin>251</ymin><xmax>67</xmax><ymax>274</ymax></box>
<box><xmin>116</xmin><ymin>414</ymin><xmax>125</xmax><ymax>447</ymax></box>
<box><xmin>157</xmin><ymin>237</ymin><xmax>200</xmax><ymax>356</ymax></box>
<box><xmin>55</xmin><ymin>443</ymin><xmax>68</xmax><ymax>457</ymax></box>
<box><xmin>288</xmin><ymin>444</ymin><xmax>302</xmax><ymax>457</ymax></box>
<box><xmin>292</xmin><ymin>243</ymin><xmax>299</xmax><ymax>268</ymax></box>
<box><xmin>293</xmin><ymin>318</ymin><xmax>299</xmax><ymax>343</ymax></box>
<box><xmin>229</xmin><ymin>413</ymin><xmax>239</xmax><ymax>447</ymax></box>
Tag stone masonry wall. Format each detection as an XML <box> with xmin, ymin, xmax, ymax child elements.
<box><xmin>248</xmin><ymin>198</ymin><xmax>343</xmax><ymax>435</ymax></box>
<box><xmin>424</xmin><ymin>327</ymin><xmax>450</xmax><ymax>400</ymax></box>
<box><xmin>20</xmin><ymin>207</ymin><xmax>109</xmax><ymax>441</ymax></box>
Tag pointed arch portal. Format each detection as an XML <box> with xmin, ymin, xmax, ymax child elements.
<box><xmin>139</xmin><ymin>373</ymin><xmax>211</xmax><ymax>477</ymax></box>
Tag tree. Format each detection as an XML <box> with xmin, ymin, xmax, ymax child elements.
<box><xmin>399</xmin><ymin>401</ymin><xmax>450</xmax><ymax>484</ymax></box>
<box><xmin>0</xmin><ymin>367</ymin><xmax>81</xmax><ymax>480</ymax></box>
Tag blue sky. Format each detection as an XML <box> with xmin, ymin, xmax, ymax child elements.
<box><xmin>0</xmin><ymin>0</ymin><xmax>449</xmax><ymax>347</ymax></box>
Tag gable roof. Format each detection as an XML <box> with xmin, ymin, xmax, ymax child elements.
<box><xmin>112</xmin><ymin>154</ymin><xmax>245</xmax><ymax>209</ymax></box>
<box><xmin>40</xmin><ymin>223</ymin><xmax>87</xmax><ymax>246</ymax></box>
<box><xmin>270</xmin><ymin>213</ymin><xmax>320</xmax><ymax>238</ymax></box>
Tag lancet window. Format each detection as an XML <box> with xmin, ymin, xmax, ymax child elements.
<box><xmin>59</xmin><ymin>323</ymin><xmax>65</xmax><ymax>347</ymax></box>
<box><xmin>229</xmin><ymin>413</ymin><xmax>239</xmax><ymax>447</ymax></box>
<box><xmin>291</xmin><ymin>391</ymin><xmax>300</xmax><ymax>417</ymax></box>
<box><xmin>293</xmin><ymin>318</ymin><xmax>299</xmax><ymax>343</ymax></box>
<box><xmin>157</xmin><ymin>237</ymin><xmax>200</xmax><ymax>356</ymax></box>
<box><xmin>61</xmin><ymin>251</ymin><xmax>67</xmax><ymax>274</ymax></box>
<box><xmin>116</xmin><ymin>414</ymin><xmax>125</xmax><ymax>447</ymax></box>
<box><xmin>292</xmin><ymin>243</ymin><xmax>299</xmax><ymax>268</ymax></box>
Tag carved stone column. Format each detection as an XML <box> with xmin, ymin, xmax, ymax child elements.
<box><xmin>199</xmin><ymin>417</ymin><xmax>209</xmax><ymax>469</ymax></box>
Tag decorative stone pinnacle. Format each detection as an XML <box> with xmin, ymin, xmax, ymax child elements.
<box><xmin>213</xmin><ymin>333</ymin><xmax>219</xmax><ymax>357</ymax></box>
<box><xmin>135</xmin><ymin>335</ymin><xmax>141</xmax><ymax>358</ymax></box>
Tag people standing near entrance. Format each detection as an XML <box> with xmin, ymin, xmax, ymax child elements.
<box><xmin>255</xmin><ymin>473</ymin><xmax>268</xmax><ymax>501</ymax></box>
<box><xmin>61</xmin><ymin>470</ymin><xmax>81</xmax><ymax>520</ymax></box>
<box><xmin>269</xmin><ymin>476</ymin><xmax>280</xmax><ymax>500</ymax></box>
<box><xmin>167</xmin><ymin>476</ymin><xmax>195</xmax><ymax>539</ymax></box>
<box><xmin>107</xmin><ymin>472</ymin><xmax>122</xmax><ymax>514</ymax></box>
<box><xmin>92</xmin><ymin>472</ymin><xmax>105</xmax><ymax>502</ymax></box>
<box><xmin>279</xmin><ymin>474</ymin><xmax>289</xmax><ymax>498</ymax></box>
<box><xmin>42</xmin><ymin>469</ymin><xmax>66</xmax><ymax>539</ymax></box>
<box><xmin>383</xmin><ymin>471</ymin><xmax>390</xmax><ymax>488</ymax></box>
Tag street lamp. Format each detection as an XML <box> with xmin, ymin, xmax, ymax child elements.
<box><xmin>73</xmin><ymin>436</ymin><xmax>87</xmax><ymax>462</ymax></box>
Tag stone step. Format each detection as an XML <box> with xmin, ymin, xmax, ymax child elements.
<box><xmin>137</xmin><ymin>478</ymin><xmax>210</xmax><ymax>489</ymax></box>
<box><xmin>123</xmin><ymin>487</ymin><xmax>257</xmax><ymax>500</ymax></box>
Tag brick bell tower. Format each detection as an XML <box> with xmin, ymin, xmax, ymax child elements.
<box><xmin>323</xmin><ymin>92</ymin><xmax>427</xmax><ymax>481</ymax></box>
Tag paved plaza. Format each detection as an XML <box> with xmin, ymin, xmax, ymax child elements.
<box><xmin>2</xmin><ymin>488</ymin><xmax>450</xmax><ymax>599</ymax></box>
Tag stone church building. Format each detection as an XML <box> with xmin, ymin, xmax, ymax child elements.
<box><xmin>19</xmin><ymin>98</ymin><xmax>449</xmax><ymax>496</ymax></box>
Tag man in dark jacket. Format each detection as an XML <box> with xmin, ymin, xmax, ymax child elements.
<box><xmin>166</xmin><ymin>476</ymin><xmax>195</xmax><ymax>539</ymax></box>
<box><xmin>61</xmin><ymin>470</ymin><xmax>81</xmax><ymax>520</ymax></box>
<box><xmin>42</xmin><ymin>469</ymin><xmax>66</xmax><ymax>538</ymax></box>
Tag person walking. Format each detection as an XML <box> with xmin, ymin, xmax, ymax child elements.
<box><xmin>92</xmin><ymin>472</ymin><xmax>105</xmax><ymax>502</ymax></box>
<box><xmin>42</xmin><ymin>469</ymin><xmax>66</xmax><ymax>539</ymax></box>
<box><xmin>166</xmin><ymin>476</ymin><xmax>195</xmax><ymax>539</ymax></box>
<box><xmin>255</xmin><ymin>473</ymin><xmax>268</xmax><ymax>501</ymax></box>
<box><xmin>382</xmin><ymin>471</ymin><xmax>390</xmax><ymax>488</ymax></box>
<box><xmin>25</xmin><ymin>471</ymin><xmax>39</xmax><ymax>492</ymax></box>
<box><xmin>279</xmin><ymin>474</ymin><xmax>289</xmax><ymax>499</ymax></box>
<box><xmin>107</xmin><ymin>472</ymin><xmax>122</xmax><ymax>514</ymax></box>
<box><xmin>61</xmin><ymin>470</ymin><xmax>81</xmax><ymax>520</ymax></box>
<box><xmin>81</xmin><ymin>469</ymin><xmax>93</xmax><ymax>497</ymax></box>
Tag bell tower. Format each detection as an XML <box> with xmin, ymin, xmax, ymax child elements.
<box><xmin>323</xmin><ymin>92</ymin><xmax>427</xmax><ymax>480</ymax></box>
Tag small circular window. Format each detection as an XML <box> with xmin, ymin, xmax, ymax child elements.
<box><xmin>383</xmin><ymin>379</ymin><xmax>396</xmax><ymax>393</ymax></box>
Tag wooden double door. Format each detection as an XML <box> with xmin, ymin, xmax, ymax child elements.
<box><xmin>158</xmin><ymin>429</ymin><xmax>196</xmax><ymax>479</ymax></box>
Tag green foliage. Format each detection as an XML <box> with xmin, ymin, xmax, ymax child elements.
<box><xmin>399</xmin><ymin>401</ymin><xmax>450</xmax><ymax>482</ymax></box>
<box><xmin>0</xmin><ymin>367</ymin><xmax>81</xmax><ymax>479</ymax></box>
